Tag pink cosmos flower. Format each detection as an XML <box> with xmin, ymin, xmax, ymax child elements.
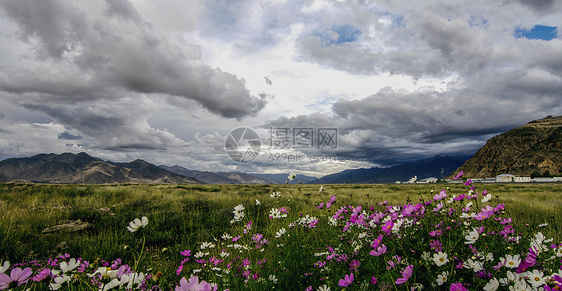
<box><xmin>316</xmin><ymin>202</ymin><xmax>324</xmax><ymax>209</ymax></box>
<box><xmin>31</xmin><ymin>268</ymin><xmax>51</xmax><ymax>282</ymax></box>
<box><xmin>349</xmin><ymin>260</ymin><xmax>360</xmax><ymax>272</ymax></box>
<box><xmin>525</xmin><ymin>247</ymin><xmax>538</xmax><ymax>266</ymax></box>
<box><xmin>450</xmin><ymin>282</ymin><xmax>468</xmax><ymax>291</ymax></box>
<box><xmin>433</xmin><ymin>190</ymin><xmax>447</xmax><ymax>201</ymax></box>
<box><xmin>175</xmin><ymin>276</ymin><xmax>217</xmax><ymax>291</ymax></box>
<box><xmin>326</xmin><ymin>195</ymin><xmax>336</xmax><ymax>209</ymax></box>
<box><xmin>338</xmin><ymin>273</ymin><xmax>354</xmax><ymax>287</ymax></box>
<box><xmin>0</xmin><ymin>267</ymin><xmax>33</xmax><ymax>290</ymax></box>
<box><xmin>453</xmin><ymin>171</ymin><xmax>463</xmax><ymax>179</ymax></box>
<box><xmin>395</xmin><ymin>265</ymin><xmax>413</xmax><ymax>285</ymax></box>
<box><xmin>369</xmin><ymin>244</ymin><xmax>387</xmax><ymax>256</ymax></box>
<box><xmin>382</xmin><ymin>220</ymin><xmax>394</xmax><ymax>234</ymax></box>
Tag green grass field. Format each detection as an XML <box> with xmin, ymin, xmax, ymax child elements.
<box><xmin>1</xmin><ymin>182</ymin><xmax>561</xmax><ymax>290</ymax></box>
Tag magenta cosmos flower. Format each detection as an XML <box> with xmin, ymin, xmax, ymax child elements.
<box><xmin>338</xmin><ymin>273</ymin><xmax>354</xmax><ymax>287</ymax></box>
<box><xmin>450</xmin><ymin>282</ymin><xmax>469</xmax><ymax>291</ymax></box>
<box><xmin>175</xmin><ymin>276</ymin><xmax>217</xmax><ymax>291</ymax></box>
<box><xmin>0</xmin><ymin>267</ymin><xmax>32</xmax><ymax>290</ymax></box>
<box><xmin>395</xmin><ymin>265</ymin><xmax>413</xmax><ymax>285</ymax></box>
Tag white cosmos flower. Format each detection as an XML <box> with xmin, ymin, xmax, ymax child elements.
<box><xmin>60</xmin><ymin>258</ymin><xmax>80</xmax><ymax>273</ymax></box>
<box><xmin>50</xmin><ymin>274</ymin><xmax>71</xmax><ymax>290</ymax></box>
<box><xmin>318</xmin><ymin>284</ymin><xmax>330</xmax><ymax>291</ymax></box>
<box><xmin>502</xmin><ymin>255</ymin><xmax>521</xmax><ymax>269</ymax></box>
<box><xmin>465</xmin><ymin>259</ymin><xmax>484</xmax><ymax>272</ymax></box>
<box><xmin>269</xmin><ymin>274</ymin><xmax>278</xmax><ymax>284</ymax></box>
<box><xmin>88</xmin><ymin>267</ymin><xmax>117</xmax><ymax>279</ymax></box>
<box><xmin>433</xmin><ymin>252</ymin><xmax>449</xmax><ymax>266</ymax></box>
<box><xmin>0</xmin><ymin>261</ymin><xmax>9</xmax><ymax>273</ymax></box>
<box><xmin>270</xmin><ymin>191</ymin><xmax>281</xmax><ymax>198</ymax></box>
<box><xmin>275</xmin><ymin>228</ymin><xmax>286</xmax><ymax>238</ymax></box>
<box><xmin>483</xmin><ymin>278</ymin><xmax>499</xmax><ymax>291</ymax></box>
<box><xmin>464</xmin><ymin>228</ymin><xmax>479</xmax><ymax>244</ymax></box>
<box><xmin>255</xmin><ymin>199</ymin><xmax>261</xmax><ymax>205</ymax></box>
<box><xmin>288</xmin><ymin>173</ymin><xmax>296</xmax><ymax>181</ymax></box>
<box><xmin>526</xmin><ymin>269</ymin><xmax>545</xmax><ymax>287</ymax></box>
<box><xmin>101</xmin><ymin>278</ymin><xmax>120</xmax><ymax>291</ymax></box>
<box><xmin>436</xmin><ymin>271</ymin><xmax>448</xmax><ymax>286</ymax></box>
<box><xmin>509</xmin><ymin>280</ymin><xmax>530</xmax><ymax>291</ymax></box>
<box><xmin>200</xmin><ymin>242</ymin><xmax>215</xmax><ymax>249</ymax></box>
<box><xmin>232</xmin><ymin>204</ymin><xmax>245</xmax><ymax>222</ymax></box>
<box><xmin>482</xmin><ymin>193</ymin><xmax>492</xmax><ymax>203</ymax></box>
<box><xmin>127</xmin><ymin>217</ymin><xmax>148</xmax><ymax>232</ymax></box>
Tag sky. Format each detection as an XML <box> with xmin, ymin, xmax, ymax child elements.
<box><xmin>0</xmin><ymin>0</ymin><xmax>561</xmax><ymax>178</ymax></box>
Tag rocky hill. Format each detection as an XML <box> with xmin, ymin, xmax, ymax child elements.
<box><xmin>0</xmin><ymin>152</ymin><xmax>201</xmax><ymax>184</ymax></box>
<box><xmin>450</xmin><ymin>115</ymin><xmax>562</xmax><ymax>178</ymax></box>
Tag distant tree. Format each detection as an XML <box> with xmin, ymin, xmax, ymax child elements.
<box><xmin>531</xmin><ymin>171</ymin><xmax>541</xmax><ymax>178</ymax></box>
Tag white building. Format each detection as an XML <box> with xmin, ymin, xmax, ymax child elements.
<box><xmin>496</xmin><ymin>174</ymin><xmax>515</xmax><ymax>183</ymax></box>
<box><xmin>532</xmin><ymin>177</ymin><xmax>557</xmax><ymax>183</ymax></box>
<box><xmin>514</xmin><ymin>176</ymin><xmax>531</xmax><ymax>183</ymax></box>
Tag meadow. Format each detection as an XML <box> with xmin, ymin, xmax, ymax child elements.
<box><xmin>1</xmin><ymin>180</ymin><xmax>562</xmax><ymax>290</ymax></box>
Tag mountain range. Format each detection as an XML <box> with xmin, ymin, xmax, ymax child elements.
<box><xmin>310</xmin><ymin>155</ymin><xmax>466</xmax><ymax>184</ymax></box>
<box><xmin>0</xmin><ymin>152</ymin><xmax>200</xmax><ymax>184</ymax></box>
<box><xmin>159</xmin><ymin>165</ymin><xmax>271</xmax><ymax>184</ymax></box>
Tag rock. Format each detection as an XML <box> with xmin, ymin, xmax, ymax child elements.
<box><xmin>42</xmin><ymin>219</ymin><xmax>93</xmax><ymax>233</ymax></box>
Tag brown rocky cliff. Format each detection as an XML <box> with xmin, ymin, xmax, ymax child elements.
<box><xmin>449</xmin><ymin>116</ymin><xmax>562</xmax><ymax>178</ymax></box>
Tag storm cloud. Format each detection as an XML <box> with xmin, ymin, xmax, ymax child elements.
<box><xmin>0</xmin><ymin>0</ymin><xmax>266</xmax><ymax>119</ymax></box>
<box><xmin>0</xmin><ymin>0</ymin><xmax>561</xmax><ymax>176</ymax></box>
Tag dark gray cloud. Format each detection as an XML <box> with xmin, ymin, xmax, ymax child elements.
<box><xmin>22</xmin><ymin>100</ymin><xmax>186</xmax><ymax>151</ymax></box>
<box><xmin>262</xmin><ymin>83</ymin><xmax>560</xmax><ymax>166</ymax></box>
<box><xmin>0</xmin><ymin>0</ymin><xmax>266</xmax><ymax>119</ymax></box>
<box><xmin>517</xmin><ymin>0</ymin><xmax>556</xmax><ymax>11</ymax></box>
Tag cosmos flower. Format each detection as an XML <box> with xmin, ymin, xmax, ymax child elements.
<box><xmin>483</xmin><ymin>278</ymin><xmax>499</xmax><ymax>291</ymax></box>
<box><xmin>433</xmin><ymin>252</ymin><xmax>449</xmax><ymax>266</ymax></box>
<box><xmin>338</xmin><ymin>273</ymin><xmax>354</xmax><ymax>287</ymax></box>
<box><xmin>60</xmin><ymin>258</ymin><xmax>80</xmax><ymax>273</ymax></box>
<box><xmin>437</xmin><ymin>271</ymin><xmax>449</xmax><ymax>286</ymax></box>
<box><xmin>453</xmin><ymin>171</ymin><xmax>464</xmax><ymax>180</ymax></box>
<box><xmin>450</xmin><ymin>282</ymin><xmax>468</xmax><ymax>291</ymax></box>
<box><xmin>0</xmin><ymin>262</ymin><xmax>8</xmax><ymax>274</ymax></box>
<box><xmin>0</xmin><ymin>267</ymin><xmax>32</xmax><ymax>290</ymax></box>
<box><xmin>49</xmin><ymin>274</ymin><xmax>71</xmax><ymax>290</ymax></box>
<box><xmin>464</xmin><ymin>228</ymin><xmax>479</xmax><ymax>244</ymax></box>
<box><xmin>395</xmin><ymin>265</ymin><xmax>413</xmax><ymax>285</ymax></box>
<box><xmin>288</xmin><ymin>173</ymin><xmax>296</xmax><ymax>181</ymax></box>
<box><xmin>175</xmin><ymin>276</ymin><xmax>217</xmax><ymax>291</ymax></box>
<box><xmin>127</xmin><ymin>216</ymin><xmax>148</xmax><ymax>232</ymax></box>
<box><xmin>501</xmin><ymin>254</ymin><xmax>521</xmax><ymax>269</ymax></box>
